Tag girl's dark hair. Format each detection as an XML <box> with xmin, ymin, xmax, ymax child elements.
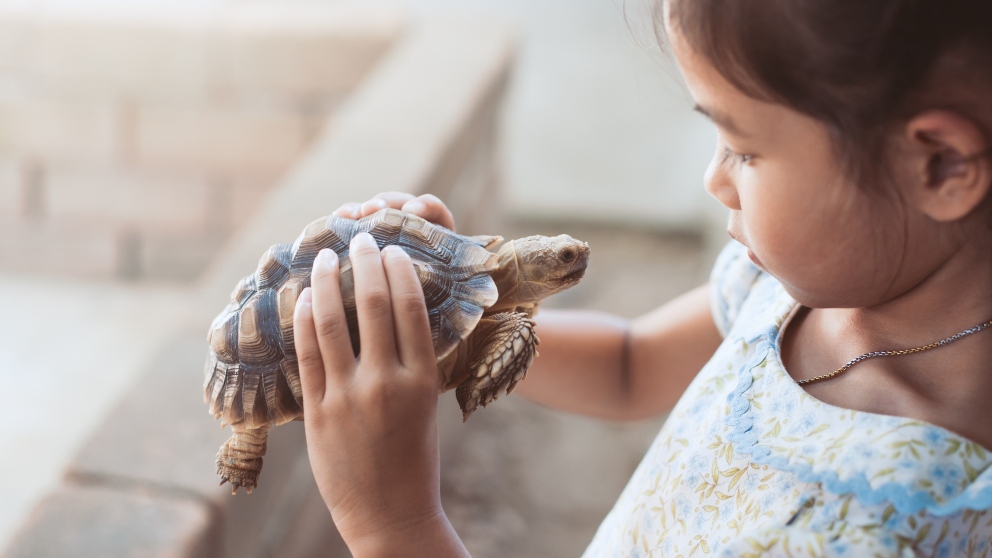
<box><xmin>662</xmin><ymin>0</ymin><xmax>992</xmax><ymax>188</ymax></box>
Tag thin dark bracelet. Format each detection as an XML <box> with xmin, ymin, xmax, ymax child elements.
<box><xmin>619</xmin><ymin>322</ymin><xmax>633</xmax><ymax>397</ymax></box>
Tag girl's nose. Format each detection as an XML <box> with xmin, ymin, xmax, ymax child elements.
<box><xmin>703</xmin><ymin>148</ymin><xmax>742</xmax><ymax>211</ymax></box>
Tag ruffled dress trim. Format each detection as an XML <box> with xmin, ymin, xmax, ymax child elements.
<box><xmin>723</xmin><ymin>277</ymin><xmax>992</xmax><ymax>516</ymax></box>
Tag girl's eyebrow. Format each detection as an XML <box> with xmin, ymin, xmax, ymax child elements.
<box><xmin>694</xmin><ymin>104</ymin><xmax>749</xmax><ymax>137</ymax></box>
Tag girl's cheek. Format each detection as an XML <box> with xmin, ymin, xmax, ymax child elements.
<box><xmin>736</xmin><ymin>168</ymin><xmax>792</xmax><ymax>255</ymax></box>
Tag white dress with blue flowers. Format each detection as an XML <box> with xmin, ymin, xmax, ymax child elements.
<box><xmin>582</xmin><ymin>241</ymin><xmax>992</xmax><ymax>557</ymax></box>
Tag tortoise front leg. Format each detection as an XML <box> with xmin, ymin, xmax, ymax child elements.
<box><xmin>456</xmin><ymin>312</ymin><xmax>539</xmax><ymax>421</ymax></box>
<box><xmin>216</xmin><ymin>422</ymin><xmax>270</xmax><ymax>494</ymax></box>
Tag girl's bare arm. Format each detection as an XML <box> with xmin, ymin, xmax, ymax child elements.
<box><xmin>513</xmin><ymin>284</ymin><xmax>722</xmax><ymax>421</ymax></box>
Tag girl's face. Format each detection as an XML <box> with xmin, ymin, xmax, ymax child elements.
<box><xmin>666</xmin><ymin>19</ymin><xmax>954</xmax><ymax>309</ymax></box>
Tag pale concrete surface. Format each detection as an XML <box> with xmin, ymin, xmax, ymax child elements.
<box><xmin>4</xmin><ymin>483</ymin><xmax>217</xmax><ymax>558</ymax></box>
<box><xmin>59</xmin><ymin>333</ymin><xmax>343</xmax><ymax>558</ymax></box>
<box><xmin>0</xmin><ymin>275</ymin><xmax>192</xmax><ymax>551</ymax></box>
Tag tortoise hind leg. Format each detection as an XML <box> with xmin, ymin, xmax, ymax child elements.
<box><xmin>456</xmin><ymin>312</ymin><xmax>539</xmax><ymax>421</ymax></box>
<box><xmin>217</xmin><ymin>423</ymin><xmax>270</xmax><ymax>494</ymax></box>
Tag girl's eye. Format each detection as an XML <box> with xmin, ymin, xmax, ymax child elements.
<box><xmin>720</xmin><ymin>147</ymin><xmax>753</xmax><ymax>166</ymax></box>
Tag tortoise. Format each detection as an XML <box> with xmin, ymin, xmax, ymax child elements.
<box><xmin>204</xmin><ymin>208</ymin><xmax>589</xmax><ymax>493</ymax></box>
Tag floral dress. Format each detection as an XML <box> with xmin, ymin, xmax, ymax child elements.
<box><xmin>582</xmin><ymin>241</ymin><xmax>992</xmax><ymax>557</ymax></box>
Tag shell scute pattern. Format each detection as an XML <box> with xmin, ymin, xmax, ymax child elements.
<box><xmin>257</xmin><ymin>244</ymin><xmax>292</xmax><ymax>289</ymax></box>
<box><xmin>205</xmin><ymin>209</ymin><xmax>501</xmax><ymax>429</ymax></box>
<box><xmin>220</xmin><ymin>363</ymin><xmax>245</xmax><ymax>425</ymax></box>
<box><xmin>447</xmin><ymin>241</ymin><xmax>500</xmax><ymax>279</ymax></box>
<box><xmin>204</xmin><ymin>361</ymin><xmax>227</xmax><ymax>415</ymax></box>
<box><xmin>452</xmin><ymin>275</ymin><xmax>497</xmax><ymax>302</ymax></box>
<box><xmin>398</xmin><ymin>220</ymin><xmax>453</xmax><ymax>266</ymax></box>
<box><xmin>275</xmin><ymin>360</ymin><xmax>303</xmax><ymax>412</ymax></box>
<box><xmin>276</xmin><ymin>272</ymin><xmax>309</xmax><ymax>359</ymax></box>
<box><xmin>415</xmin><ymin>264</ymin><xmax>454</xmax><ymax>308</ymax></box>
<box><xmin>290</xmin><ymin>216</ymin><xmax>354</xmax><ymax>269</ymax></box>
<box><xmin>236</xmin><ymin>289</ymin><xmax>282</xmax><ymax>366</ymax></box>
<box><xmin>232</xmin><ymin>275</ymin><xmax>256</xmax><ymax>307</ymax></box>
<box><xmin>434</xmin><ymin>298</ymin><xmax>478</xmax><ymax>359</ymax></box>
<box><xmin>356</xmin><ymin>207</ymin><xmax>405</xmax><ymax>245</ymax></box>
<box><xmin>241</xmin><ymin>367</ymin><xmax>268</xmax><ymax>428</ymax></box>
<box><xmin>208</xmin><ymin>311</ymin><xmax>239</xmax><ymax>363</ymax></box>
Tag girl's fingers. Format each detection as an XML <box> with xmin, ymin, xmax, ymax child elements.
<box><xmin>334</xmin><ymin>193</ymin><xmax>455</xmax><ymax>231</ymax></box>
<box><xmin>360</xmin><ymin>190</ymin><xmax>417</xmax><ymax>216</ymax></box>
<box><xmin>381</xmin><ymin>246</ymin><xmax>436</xmax><ymax>370</ymax></box>
<box><xmin>372</xmin><ymin>191</ymin><xmax>416</xmax><ymax>210</ymax></box>
<box><xmin>349</xmin><ymin>233</ymin><xmax>398</xmax><ymax>368</ymax></box>
<box><xmin>402</xmin><ymin>194</ymin><xmax>455</xmax><ymax>231</ymax></box>
<box><xmin>332</xmin><ymin>202</ymin><xmax>361</xmax><ymax>219</ymax></box>
<box><xmin>310</xmin><ymin>249</ymin><xmax>357</xmax><ymax>383</ymax></box>
<box><xmin>293</xmin><ymin>287</ymin><xmax>326</xmax><ymax>405</ymax></box>
<box><xmin>360</xmin><ymin>197</ymin><xmax>389</xmax><ymax>217</ymax></box>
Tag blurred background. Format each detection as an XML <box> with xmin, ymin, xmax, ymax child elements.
<box><xmin>0</xmin><ymin>0</ymin><xmax>723</xmax><ymax>556</ymax></box>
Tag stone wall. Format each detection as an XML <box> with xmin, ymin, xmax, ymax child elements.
<box><xmin>0</xmin><ymin>3</ymin><xmax>399</xmax><ymax>282</ymax></box>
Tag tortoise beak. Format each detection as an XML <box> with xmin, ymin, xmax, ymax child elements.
<box><xmin>563</xmin><ymin>267</ymin><xmax>586</xmax><ymax>281</ymax></box>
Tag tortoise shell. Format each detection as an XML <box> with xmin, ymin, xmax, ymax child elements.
<box><xmin>203</xmin><ymin>209</ymin><xmax>500</xmax><ymax>430</ymax></box>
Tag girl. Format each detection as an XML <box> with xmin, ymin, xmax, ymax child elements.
<box><xmin>292</xmin><ymin>1</ymin><xmax>992</xmax><ymax>555</ymax></box>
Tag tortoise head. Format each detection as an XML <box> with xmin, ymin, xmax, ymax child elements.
<box><xmin>490</xmin><ymin>234</ymin><xmax>590</xmax><ymax>309</ymax></box>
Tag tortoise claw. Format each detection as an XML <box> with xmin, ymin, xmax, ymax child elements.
<box><xmin>215</xmin><ymin>425</ymin><xmax>267</xmax><ymax>495</ymax></box>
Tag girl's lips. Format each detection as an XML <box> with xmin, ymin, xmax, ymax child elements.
<box><xmin>727</xmin><ymin>230</ymin><xmax>765</xmax><ymax>269</ymax></box>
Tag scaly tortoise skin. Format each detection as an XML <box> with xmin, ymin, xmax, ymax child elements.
<box><xmin>204</xmin><ymin>208</ymin><xmax>589</xmax><ymax>494</ymax></box>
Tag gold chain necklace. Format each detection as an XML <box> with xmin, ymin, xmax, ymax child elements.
<box><xmin>796</xmin><ymin>319</ymin><xmax>992</xmax><ymax>385</ymax></box>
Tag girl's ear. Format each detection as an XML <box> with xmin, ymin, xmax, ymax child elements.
<box><xmin>906</xmin><ymin>110</ymin><xmax>992</xmax><ymax>222</ymax></box>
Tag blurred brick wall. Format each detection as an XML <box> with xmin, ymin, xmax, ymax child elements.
<box><xmin>0</xmin><ymin>3</ymin><xmax>399</xmax><ymax>282</ymax></box>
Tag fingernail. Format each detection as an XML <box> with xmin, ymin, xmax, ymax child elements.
<box><xmin>314</xmin><ymin>249</ymin><xmax>338</xmax><ymax>270</ymax></box>
<box><xmin>403</xmin><ymin>200</ymin><xmax>426</xmax><ymax>215</ymax></box>
<box><xmin>362</xmin><ymin>199</ymin><xmax>387</xmax><ymax>214</ymax></box>
<box><xmin>381</xmin><ymin>245</ymin><xmax>407</xmax><ymax>259</ymax></box>
<box><xmin>352</xmin><ymin>232</ymin><xmax>377</xmax><ymax>249</ymax></box>
<box><xmin>296</xmin><ymin>287</ymin><xmax>312</xmax><ymax>311</ymax></box>
<box><xmin>333</xmin><ymin>203</ymin><xmax>358</xmax><ymax>217</ymax></box>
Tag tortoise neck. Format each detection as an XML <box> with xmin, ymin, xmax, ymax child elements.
<box><xmin>490</xmin><ymin>240</ymin><xmax>522</xmax><ymax>310</ymax></box>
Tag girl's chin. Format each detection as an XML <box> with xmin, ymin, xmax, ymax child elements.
<box><xmin>746</xmin><ymin>248</ymin><xmax>766</xmax><ymax>270</ymax></box>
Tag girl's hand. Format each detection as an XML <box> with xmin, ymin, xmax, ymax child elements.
<box><xmin>333</xmin><ymin>191</ymin><xmax>456</xmax><ymax>232</ymax></box>
<box><xmin>293</xmin><ymin>234</ymin><xmax>468</xmax><ymax>557</ymax></box>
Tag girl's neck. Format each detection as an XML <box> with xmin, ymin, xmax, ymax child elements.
<box><xmin>783</xmin><ymin>237</ymin><xmax>992</xmax><ymax>448</ymax></box>
<box><xmin>836</xmin><ymin>238</ymin><xmax>992</xmax><ymax>350</ymax></box>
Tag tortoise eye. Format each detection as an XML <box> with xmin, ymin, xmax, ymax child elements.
<box><xmin>559</xmin><ymin>248</ymin><xmax>576</xmax><ymax>263</ymax></box>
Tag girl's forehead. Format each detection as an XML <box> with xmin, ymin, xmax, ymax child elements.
<box><xmin>669</xmin><ymin>33</ymin><xmax>754</xmax><ymax>125</ymax></box>
<box><xmin>667</xmin><ymin>25</ymin><xmax>805</xmax><ymax>141</ymax></box>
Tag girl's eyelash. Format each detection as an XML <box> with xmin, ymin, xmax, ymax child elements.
<box><xmin>721</xmin><ymin>147</ymin><xmax>753</xmax><ymax>165</ymax></box>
